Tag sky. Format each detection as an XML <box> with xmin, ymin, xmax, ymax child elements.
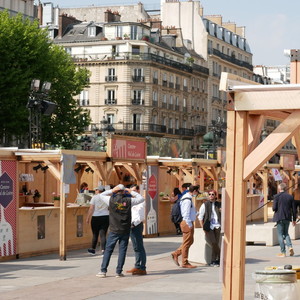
<box><xmin>46</xmin><ymin>0</ymin><xmax>300</xmax><ymax>66</ymax></box>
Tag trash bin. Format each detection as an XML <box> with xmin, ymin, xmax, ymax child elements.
<box><xmin>253</xmin><ymin>270</ymin><xmax>300</xmax><ymax>300</ymax></box>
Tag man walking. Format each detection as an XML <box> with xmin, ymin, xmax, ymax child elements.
<box><xmin>126</xmin><ymin>184</ymin><xmax>147</xmax><ymax>275</ymax></box>
<box><xmin>171</xmin><ymin>185</ymin><xmax>199</xmax><ymax>268</ymax></box>
<box><xmin>198</xmin><ymin>189</ymin><xmax>221</xmax><ymax>266</ymax></box>
<box><xmin>273</xmin><ymin>182</ymin><xmax>297</xmax><ymax>257</ymax></box>
<box><xmin>95</xmin><ymin>184</ymin><xmax>145</xmax><ymax>278</ymax></box>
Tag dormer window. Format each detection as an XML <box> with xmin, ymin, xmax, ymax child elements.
<box><xmin>88</xmin><ymin>26</ymin><xmax>96</xmax><ymax>37</ymax></box>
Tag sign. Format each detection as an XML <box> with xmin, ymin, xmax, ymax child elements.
<box><xmin>0</xmin><ymin>160</ymin><xmax>17</xmax><ymax>257</ymax></box>
<box><xmin>112</xmin><ymin>139</ymin><xmax>146</xmax><ymax>160</ymax></box>
<box><xmin>61</xmin><ymin>154</ymin><xmax>77</xmax><ymax>184</ymax></box>
<box><xmin>148</xmin><ymin>174</ymin><xmax>157</xmax><ymax>199</ymax></box>
<box><xmin>280</xmin><ymin>154</ymin><xmax>295</xmax><ymax>170</ymax></box>
<box><xmin>271</xmin><ymin>168</ymin><xmax>282</xmax><ymax>181</ymax></box>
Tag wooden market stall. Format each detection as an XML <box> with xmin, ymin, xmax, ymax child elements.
<box><xmin>220</xmin><ymin>72</ymin><xmax>300</xmax><ymax>300</ymax></box>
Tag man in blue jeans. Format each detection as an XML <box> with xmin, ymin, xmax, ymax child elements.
<box><xmin>95</xmin><ymin>184</ymin><xmax>144</xmax><ymax>278</ymax></box>
<box><xmin>126</xmin><ymin>184</ymin><xmax>147</xmax><ymax>275</ymax></box>
<box><xmin>273</xmin><ymin>182</ymin><xmax>297</xmax><ymax>257</ymax></box>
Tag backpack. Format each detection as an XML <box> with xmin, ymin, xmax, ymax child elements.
<box><xmin>171</xmin><ymin>196</ymin><xmax>190</xmax><ymax>224</ymax></box>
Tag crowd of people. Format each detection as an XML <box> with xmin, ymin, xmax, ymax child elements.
<box><xmin>84</xmin><ymin>179</ymin><xmax>298</xmax><ymax>278</ymax></box>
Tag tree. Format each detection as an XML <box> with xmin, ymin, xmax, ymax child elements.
<box><xmin>0</xmin><ymin>11</ymin><xmax>91</xmax><ymax>149</ymax></box>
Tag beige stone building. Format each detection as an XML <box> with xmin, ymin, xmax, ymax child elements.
<box><xmin>40</xmin><ymin>0</ymin><xmax>254</xmax><ymax>157</ymax></box>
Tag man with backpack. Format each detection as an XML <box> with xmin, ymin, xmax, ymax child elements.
<box><xmin>171</xmin><ymin>185</ymin><xmax>199</xmax><ymax>268</ymax></box>
<box><xmin>94</xmin><ymin>184</ymin><xmax>145</xmax><ymax>278</ymax></box>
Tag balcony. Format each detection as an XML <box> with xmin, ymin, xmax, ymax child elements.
<box><xmin>178</xmin><ymin>128</ymin><xmax>194</xmax><ymax>136</ymax></box>
<box><xmin>194</xmin><ymin>125</ymin><xmax>207</xmax><ymax>135</ymax></box>
<box><xmin>183</xmin><ymin>86</ymin><xmax>188</xmax><ymax>92</ymax></box>
<box><xmin>168</xmin><ymin>128</ymin><xmax>174</xmax><ymax>134</ymax></box>
<box><xmin>132</xmin><ymin>76</ymin><xmax>145</xmax><ymax>82</ymax></box>
<box><xmin>175</xmin><ymin>84</ymin><xmax>180</xmax><ymax>90</ymax></box>
<box><xmin>72</xmin><ymin>52</ymin><xmax>210</xmax><ymax>75</ymax></box>
<box><xmin>175</xmin><ymin>105</ymin><xmax>180</xmax><ymax>111</ymax></box>
<box><xmin>152</xmin><ymin>100</ymin><xmax>158</xmax><ymax>107</ymax></box>
<box><xmin>183</xmin><ymin>107</ymin><xmax>188</xmax><ymax>113</ymax></box>
<box><xmin>168</xmin><ymin>104</ymin><xmax>174</xmax><ymax>110</ymax></box>
<box><xmin>105</xmin><ymin>76</ymin><xmax>117</xmax><ymax>82</ymax></box>
<box><xmin>162</xmin><ymin>80</ymin><xmax>168</xmax><ymax>87</ymax></box>
<box><xmin>105</xmin><ymin>99</ymin><xmax>117</xmax><ymax>105</ymax></box>
<box><xmin>208</xmin><ymin>48</ymin><xmax>253</xmax><ymax>71</ymax></box>
<box><xmin>169</xmin><ymin>82</ymin><xmax>174</xmax><ymax>88</ymax></box>
<box><xmin>113</xmin><ymin>123</ymin><xmax>166</xmax><ymax>134</ymax></box>
<box><xmin>153</xmin><ymin>78</ymin><xmax>158</xmax><ymax>84</ymax></box>
<box><xmin>132</xmin><ymin>99</ymin><xmax>144</xmax><ymax>105</ymax></box>
<box><xmin>162</xmin><ymin>102</ymin><xmax>167</xmax><ymax>109</ymax></box>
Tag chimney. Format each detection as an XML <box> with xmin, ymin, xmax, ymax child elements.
<box><xmin>58</xmin><ymin>14</ymin><xmax>80</xmax><ymax>38</ymax></box>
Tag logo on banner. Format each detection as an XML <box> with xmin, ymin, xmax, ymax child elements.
<box><xmin>0</xmin><ymin>172</ymin><xmax>13</xmax><ymax>208</ymax></box>
<box><xmin>272</xmin><ymin>168</ymin><xmax>282</xmax><ymax>181</ymax></box>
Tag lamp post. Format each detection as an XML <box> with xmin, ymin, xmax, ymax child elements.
<box><xmin>201</xmin><ymin>117</ymin><xmax>226</xmax><ymax>159</ymax></box>
<box><xmin>80</xmin><ymin>116</ymin><xmax>115</xmax><ymax>151</ymax></box>
<box><xmin>27</xmin><ymin>79</ymin><xmax>57</xmax><ymax>149</ymax></box>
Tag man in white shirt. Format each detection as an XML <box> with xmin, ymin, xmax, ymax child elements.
<box><xmin>126</xmin><ymin>184</ymin><xmax>147</xmax><ymax>275</ymax></box>
<box><xmin>198</xmin><ymin>189</ymin><xmax>221</xmax><ymax>267</ymax></box>
<box><xmin>171</xmin><ymin>185</ymin><xmax>199</xmax><ymax>268</ymax></box>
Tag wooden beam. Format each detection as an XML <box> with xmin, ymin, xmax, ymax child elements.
<box><xmin>234</xmin><ymin>90</ymin><xmax>300</xmax><ymax>111</ymax></box>
<box><xmin>182</xmin><ymin>168</ymin><xmax>193</xmax><ymax>182</ymax></box>
<box><xmin>44</xmin><ymin>160</ymin><xmax>61</xmax><ymax>181</ymax></box>
<box><xmin>292</xmin><ymin>129</ymin><xmax>300</xmax><ymax>159</ymax></box>
<box><xmin>122</xmin><ymin>163</ymin><xmax>138</xmax><ymax>181</ymax></box>
<box><xmin>219</xmin><ymin>72</ymin><xmax>260</xmax><ymax>92</ymax></box>
<box><xmin>248</xmin><ymin>115</ymin><xmax>265</xmax><ymax>153</ymax></box>
<box><xmin>244</xmin><ymin>111</ymin><xmax>300</xmax><ymax>180</ymax></box>
<box><xmin>222</xmin><ymin>110</ymin><xmax>236</xmax><ymax>299</ymax></box>
<box><xmin>202</xmin><ymin>167</ymin><xmax>215</xmax><ymax>180</ymax></box>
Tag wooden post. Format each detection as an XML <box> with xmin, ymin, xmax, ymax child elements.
<box><xmin>59</xmin><ymin>180</ymin><xmax>66</xmax><ymax>260</ymax></box>
<box><xmin>223</xmin><ymin>111</ymin><xmax>248</xmax><ymax>300</ymax></box>
<box><xmin>263</xmin><ymin>170</ymin><xmax>269</xmax><ymax>222</ymax></box>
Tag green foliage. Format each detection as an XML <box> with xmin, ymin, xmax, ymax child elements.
<box><xmin>0</xmin><ymin>11</ymin><xmax>91</xmax><ymax>148</ymax></box>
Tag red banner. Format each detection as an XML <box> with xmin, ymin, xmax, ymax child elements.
<box><xmin>112</xmin><ymin>139</ymin><xmax>146</xmax><ymax>160</ymax></box>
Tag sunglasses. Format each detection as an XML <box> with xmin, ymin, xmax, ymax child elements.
<box><xmin>208</xmin><ymin>193</ymin><xmax>215</xmax><ymax>196</ymax></box>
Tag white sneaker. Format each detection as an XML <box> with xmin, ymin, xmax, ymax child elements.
<box><xmin>115</xmin><ymin>273</ymin><xmax>124</xmax><ymax>278</ymax></box>
<box><xmin>96</xmin><ymin>272</ymin><xmax>106</xmax><ymax>278</ymax></box>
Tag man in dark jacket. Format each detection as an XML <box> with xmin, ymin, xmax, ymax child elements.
<box><xmin>273</xmin><ymin>182</ymin><xmax>297</xmax><ymax>257</ymax></box>
<box><xmin>94</xmin><ymin>184</ymin><xmax>144</xmax><ymax>278</ymax></box>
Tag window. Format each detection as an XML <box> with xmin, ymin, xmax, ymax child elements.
<box><xmin>175</xmin><ymin>96</ymin><xmax>179</xmax><ymax>106</ymax></box>
<box><xmin>183</xmin><ymin>98</ymin><xmax>187</xmax><ymax>107</ymax></box>
<box><xmin>133</xmin><ymin>90</ymin><xmax>142</xmax><ymax>100</ymax></box>
<box><xmin>116</xmin><ymin>26</ymin><xmax>123</xmax><ymax>38</ymax></box>
<box><xmin>175</xmin><ymin>119</ymin><xmax>179</xmax><ymax>129</ymax></box>
<box><xmin>106</xmin><ymin>68</ymin><xmax>117</xmax><ymax>81</ymax></box>
<box><xmin>133</xmin><ymin>113</ymin><xmax>141</xmax><ymax>130</ymax></box>
<box><xmin>107</xmin><ymin>89</ymin><xmax>115</xmax><ymax>100</ymax></box>
<box><xmin>153</xmin><ymin>91</ymin><xmax>158</xmax><ymax>101</ymax></box>
<box><xmin>130</xmin><ymin>25</ymin><xmax>138</xmax><ymax>39</ymax></box>
<box><xmin>88</xmin><ymin>26</ymin><xmax>96</xmax><ymax>37</ymax></box>
<box><xmin>170</xmin><ymin>95</ymin><xmax>173</xmax><ymax>104</ymax></box>
<box><xmin>106</xmin><ymin>114</ymin><xmax>114</xmax><ymax>124</ymax></box>
<box><xmin>133</xmin><ymin>68</ymin><xmax>144</xmax><ymax>82</ymax></box>
<box><xmin>132</xmin><ymin>45</ymin><xmax>140</xmax><ymax>55</ymax></box>
<box><xmin>169</xmin><ymin>118</ymin><xmax>173</xmax><ymax>128</ymax></box>
<box><xmin>79</xmin><ymin>90</ymin><xmax>89</xmax><ymax>106</ymax></box>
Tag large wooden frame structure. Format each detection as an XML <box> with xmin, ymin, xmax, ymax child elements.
<box><xmin>220</xmin><ymin>72</ymin><xmax>300</xmax><ymax>299</ymax></box>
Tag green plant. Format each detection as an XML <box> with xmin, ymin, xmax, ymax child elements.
<box><xmin>33</xmin><ymin>189</ymin><xmax>41</xmax><ymax>198</ymax></box>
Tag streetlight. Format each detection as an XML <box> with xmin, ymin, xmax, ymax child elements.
<box><xmin>79</xmin><ymin>116</ymin><xmax>115</xmax><ymax>151</ymax></box>
<box><xmin>27</xmin><ymin>79</ymin><xmax>57</xmax><ymax>149</ymax></box>
<box><xmin>201</xmin><ymin>117</ymin><xmax>226</xmax><ymax>159</ymax></box>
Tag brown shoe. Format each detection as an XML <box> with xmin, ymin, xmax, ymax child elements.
<box><xmin>132</xmin><ymin>269</ymin><xmax>147</xmax><ymax>275</ymax></box>
<box><xmin>171</xmin><ymin>252</ymin><xmax>179</xmax><ymax>266</ymax></box>
<box><xmin>126</xmin><ymin>268</ymin><xmax>139</xmax><ymax>273</ymax></box>
<box><xmin>182</xmin><ymin>264</ymin><xmax>197</xmax><ymax>269</ymax></box>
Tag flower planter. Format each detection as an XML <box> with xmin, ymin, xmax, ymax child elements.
<box><xmin>53</xmin><ymin>200</ymin><xmax>60</xmax><ymax>207</ymax></box>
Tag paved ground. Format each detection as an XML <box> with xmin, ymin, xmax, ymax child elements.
<box><xmin>1</xmin><ymin>235</ymin><xmax>300</xmax><ymax>300</ymax></box>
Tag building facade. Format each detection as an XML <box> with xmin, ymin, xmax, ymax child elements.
<box><xmin>0</xmin><ymin>0</ymin><xmax>35</xmax><ymax>20</ymax></box>
<box><xmin>40</xmin><ymin>0</ymin><xmax>255</xmax><ymax>158</ymax></box>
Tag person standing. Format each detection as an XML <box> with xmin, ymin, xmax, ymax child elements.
<box><xmin>170</xmin><ymin>187</ymin><xmax>182</xmax><ymax>235</ymax></box>
<box><xmin>96</xmin><ymin>184</ymin><xmax>145</xmax><ymax>278</ymax></box>
<box><xmin>171</xmin><ymin>185</ymin><xmax>199</xmax><ymax>268</ymax></box>
<box><xmin>198</xmin><ymin>189</ymin><xmax>221</xmax><ymax>267</ymax></box>
<box><xmin>273</xmin><ymin>182</ymin><xmax>297</xmax><ymax>257</ymax></box>
<box><xmin>86</xmin><ymin>185</ymin><xmax>109</xmax><ymax>256</ymax></box>
<box><xmin>126</xmin><ymin>184</ymin><xmax>147</xmax><ymax>276</ymax></box>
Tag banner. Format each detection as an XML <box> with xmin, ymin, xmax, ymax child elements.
<box><xmin>0</xmin><ymin>160</ymin><xmax>17</xmax><ymax>257</ymax></box>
